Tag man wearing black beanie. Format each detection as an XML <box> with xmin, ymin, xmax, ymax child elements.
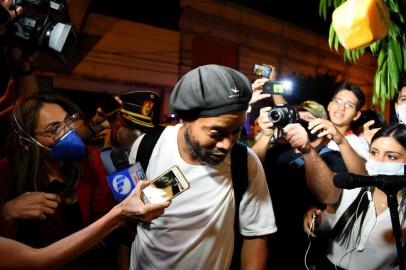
<box><xmin>128</xmin><ymin>64</ymin><xmax>277</xmax><ymax>269</ymax></box>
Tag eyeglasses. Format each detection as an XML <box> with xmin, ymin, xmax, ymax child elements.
<box><xmin>332</xmin><ymin>98</ymin><xmax>356</xmax><ymax>110</ymax></box>
<box><xmin>34</xmin><ymin>113</ymin><xmax>80</xmax><ymax>140</ymax></box>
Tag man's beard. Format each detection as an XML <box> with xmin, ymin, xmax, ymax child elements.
<box><xmin>183</xmin><ymin>127</ymin><xmax>227</xmax><ymax>166</ymax></box>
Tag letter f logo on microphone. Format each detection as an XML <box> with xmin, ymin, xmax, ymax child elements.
<box><xmin>113</xmin><ymin>175</ymin><xmax>132</xmax><ymax>195</ymax></box>
<box><xmin>107</xmin><ymin>169</ymin><xmax>136</xmax><ymax>201</ymax></box>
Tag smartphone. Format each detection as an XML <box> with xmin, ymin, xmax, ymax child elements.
<box><xmin>97</xmin><ymin>95</ymin><xmax>122</xmax><ymax>116</ymax></box>
<box><xmin>253</xmin><ymin>64</ymin><xmax>272</xmax><ymax>78</ymax></box>
<box><xmin>360</xmin><ymin>109</ymin><xmax>384</xmax><ymax>129</ymax></box>
<box><xmin>352</xmin><ymin>109</ymin><xmax>384</xmax><ymax>131</ymax></box>
<box><xmin>142</xmin><ymin>165</ymin><xmax>190</xmax><ymax>204</ymax></box>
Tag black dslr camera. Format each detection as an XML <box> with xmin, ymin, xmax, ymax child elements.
<box><xmin>269</xmin><ymin>104</ymin><xmax>320</xmax><ymax>141</ymax></box>
<box><xmin>8</xmin><ymin>0</ymin><xmax>77</xmax><ymax>62</ymax></box>
<box><xmin>268</xmin><ymin>104</ymin><xmax>298</xmax><ymax>128</ymax></box>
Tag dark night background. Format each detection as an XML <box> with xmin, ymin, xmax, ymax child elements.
<box><xmin>88</xmin><ymin>0</ymin><xmax>331</xmax><ymax>36</ymax></box>
<box><xmin>79</xmin><ymin>0</ymin><xmax>337</xmax><ymax>117</ymax></box>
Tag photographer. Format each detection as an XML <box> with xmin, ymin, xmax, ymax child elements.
<box><xmin>256</xmin><ymin>100</ymin><xmax>347</xmax><ymax>270</ymax></box>
<box><xmin>0</xmin><ymin>0</ymin><xmax>40</xmax><ymax>156</ymax></box>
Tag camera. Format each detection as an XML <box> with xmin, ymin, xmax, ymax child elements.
<box><xmin>268</xmin><ymin>104</ymin><xmax>298</xmax><ymax>127</ymax></box>
<box><xmin>8</xmin><ymin>0</ymin><xmax>77</xmax><ymax>62</ymax></box>
<box><xmin>269</xmin><ymin>104</ymin><xmax>321</xmax><ymax>141</ymax></box>
<box><xmin>263</xmin><ymin>80</ymin><xmax>293</xmax><ymax>95</ymax></box>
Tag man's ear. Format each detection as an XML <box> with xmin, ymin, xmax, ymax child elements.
<box><xmin>352</xmin><ymin>111</ymin><xmax>361</xmax><ymax>122</ymax></box>
<box><xmin>327</xmin><ymin>101</ymin><xmax>333</xmax><ymax>114</ymax></box>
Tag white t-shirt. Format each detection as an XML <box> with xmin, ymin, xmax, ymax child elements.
<box><xmin>323</xmin><ymin>188</ymin><xmax>405</xmax><ymax>270</ymax></box>
<box><xmin>327</xmin><ymin>133</ymin><xmax>370</xmax><ymax>160</ymax></box>
<box><xmin>128</xmin><ymin>124</ymin><xmax>277</xmax><ymax>270</ymax></box>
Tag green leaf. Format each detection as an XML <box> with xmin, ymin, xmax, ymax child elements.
<box><xmin>328</xmin><ymin>24</ymin><xmax>335</xmax><ymax>49</ymax></box>
<box><xmin>370</xmin><ymin>42</ymin><xmax>378</xmax><ymax>55</ymax></box>
<box><xmin>388</xmin><ymin>47</ymin><xmax>399</xmax><ymax>90</ymax></box>
<box><xmin>390</xmin><ymin>37</ymin><xmax>402</xmax><ymax>70</ymax></box>
<box><xmin>334</xmin><ymin>34</ymin><xmax>340</xmax><ymax>52</ymax></box>
<box><xmin>319</xmin><ymin>0</ymin><xmax>326</xmax><ymax>20</ymax></box>
<box><xmin>387</xmin><ymin>0</ymin><xmax>399</xmax><ymax>14</ymax></box>
<box><xmin>377</xmin><ymin>50</ymin><xmax>385</xmax><ymax>68</ymax></box>
<box><xmin>380</xmin><ymin>62</ymin><xmax>388</xmax><ymax>111</ymax></box>
<box><xmin>403</xmin><ymin>40</ymin><xmax>406</xmax><ymax>71</ymax></box>
<box><xmin>373</xmin><ymin>71</ymin><xmax>382</xmax><ymax>105</ymax></box>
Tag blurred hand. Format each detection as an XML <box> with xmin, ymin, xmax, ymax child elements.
<box><xmin>94</xmin><ymin>96</ymin><xmax>123</xmax><ymax>129</ymax></box>
<box><xmin>304</xmin><ymin>208</ymin><xmax>322</xmax><ymax>238</ymax></box>
<box><xmin>5</xmin><ymin>43</ymin><xmax>39</xmax><ymax>72</ymax></box>
<box><xmin>118</xmin><ymin>180</ymin><xmax>170</xmax><ymax>223</ymax></box>
<box><xmin>359</xmin><ymin>120</ymin><xmax>380</xmax><ymax>145</ymax></box>
<box><xmin>283</xmin><ymin>123</ymin><xmax>310</xmax><ymax>149</ymax></box>
<box><xmin>2</xmin><ymin>192</ymin><xmax>60</xmax><ymax>221</ymax></box>
<box><xmin>250</xmin><ymin>78</ymin><xmax>272</xmax><ymax>106</ymax></box>
<box><xmin>257</xmin><ymin>106</ymin><xmax>275</xmax><ymax>136</ymax></box>
<box><xmin>308</xmin><ymin>118</ymin><xmax>345</xmax><ymax>144</ymax></box>
<box><xmin>0</xmin><ymin>0</ymin><xmax>23</xmax><ymax>21</ymax></box>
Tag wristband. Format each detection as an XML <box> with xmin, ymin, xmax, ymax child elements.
<box><xmin>297</xmin><ymin>143</ymin><xmax>312</xmax><ymax>154</ymax></box>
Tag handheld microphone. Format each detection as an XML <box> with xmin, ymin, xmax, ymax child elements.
<box><xmin>333</xmin><ymin>173</ymin><xmax>406</xmax><ymax>190</ymax></box>
<box><xmin>107</xmin><ymin>148</ymin><xmax>146</xmax><ymax>201</ymax></box>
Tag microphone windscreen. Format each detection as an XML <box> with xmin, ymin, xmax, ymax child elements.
<box><xmin>110</xmin><ymin>148</ymin><xmax>129</xmax><ymax>171</ymax></box>
<box><xmin>333</xmin><ymin>173</ymin><xmax>354</xmax><ymax>189</ymax></box>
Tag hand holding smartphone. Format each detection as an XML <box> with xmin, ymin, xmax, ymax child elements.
<box><xmin>142</xmin><ymin>165</ymin><xmax>189</xmax><ymax>204</ymax></box>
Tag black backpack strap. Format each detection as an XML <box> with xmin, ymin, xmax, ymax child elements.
<box><xmin>135</xmin><ymin>127</ymin><xmax>165</xmax><ymax>172</ymax></box>
<box><xmin>230</xmin><ymin>141</ymin><xmax>248</xmax><ymax>269</ymax></box>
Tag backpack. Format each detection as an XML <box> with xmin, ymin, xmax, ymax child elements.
<box><xmin>135</xmin><ymin>128</ymin><xmax>248</xmax><ymax>269</ymax></box>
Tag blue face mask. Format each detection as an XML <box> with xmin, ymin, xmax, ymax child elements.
<box><xmin>48</xmin><ymin>129</ymin><xmax>86</xmax><ymax>160</ymax></box>
<box><xmin>13</xmin><ymin>115</ymin><xmax>86</xmax><ymax>160</ymax></box>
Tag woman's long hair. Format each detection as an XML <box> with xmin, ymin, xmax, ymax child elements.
<box><xmin>331</xmin><ymin>124</ymin><xmax>406</xmax><ymax>249</ymax></box>
<box><xmin>2</xmin><ymin>93</ymin><xmax>85</xmax><ymax>202</ymax></box>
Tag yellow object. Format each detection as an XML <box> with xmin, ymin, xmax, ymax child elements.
<box><xmin>332</xmin><ymin>0</ymin><xmax>390</xmax><ymax>50</ymax></box>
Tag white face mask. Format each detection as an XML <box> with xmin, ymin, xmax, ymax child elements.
<box><xmin>396</xmin><ymin>103</ymin><xmax>406</xmax><ymax>124</ymax></box>
<box><xmin>365</xmin><ymin>159</ymin><xmax>405</xmax><ymax>176</ymax></box>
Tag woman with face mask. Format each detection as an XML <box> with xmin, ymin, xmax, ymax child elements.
<box><xmin>0</xmin><ymin>93</ymin><xmax>119</xmax><ymax>269</ymax></box>
<box><xmin>304</xmin><ymin>123</ymin><xmax>406</xmax><ymax>270</ymax></box>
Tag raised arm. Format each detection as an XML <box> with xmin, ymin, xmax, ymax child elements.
<box><xmin>283</xmin><ymin>123</ymin><xmax>342</xmax><ymax>205</ymax></box>
<box><xmin>251</xmin><ymin>107</ymin><xmax>275</xmax><ymax>162</ymax></box>
<box><xmin>0</xmin><ymin>181</ymin><xmax>170</xmax><ymax>269</ymax></box>
<box><xmin>308</xmin><ymin>118</ymin><xmax>366</xmax><ymax>175</ymax></box>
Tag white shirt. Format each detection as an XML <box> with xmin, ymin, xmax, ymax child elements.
<box><xmin>327</xmin><ymin>133</ymin><xmax>370</xmax><ymax>160</ymax></box>
<box><xmin>324</xmin><ymin>188</ymin><xmax>405</xmax><ymax>270</ymax></box>
<box><xmin>128</xmin><ymin>124</ymin><xmax>277</xmax><ymax>270</ymax></box>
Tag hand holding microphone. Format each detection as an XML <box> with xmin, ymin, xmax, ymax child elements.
<box><xmin>106</xmin><ymin>148</ymin><xmax>146</xmax><ymax>201</ymax></box>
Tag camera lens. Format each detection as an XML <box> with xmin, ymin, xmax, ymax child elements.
<box><xmin>269</xmin><ymin>108</ymin><xmax>282</xmax><ymax>123</ymax></box>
